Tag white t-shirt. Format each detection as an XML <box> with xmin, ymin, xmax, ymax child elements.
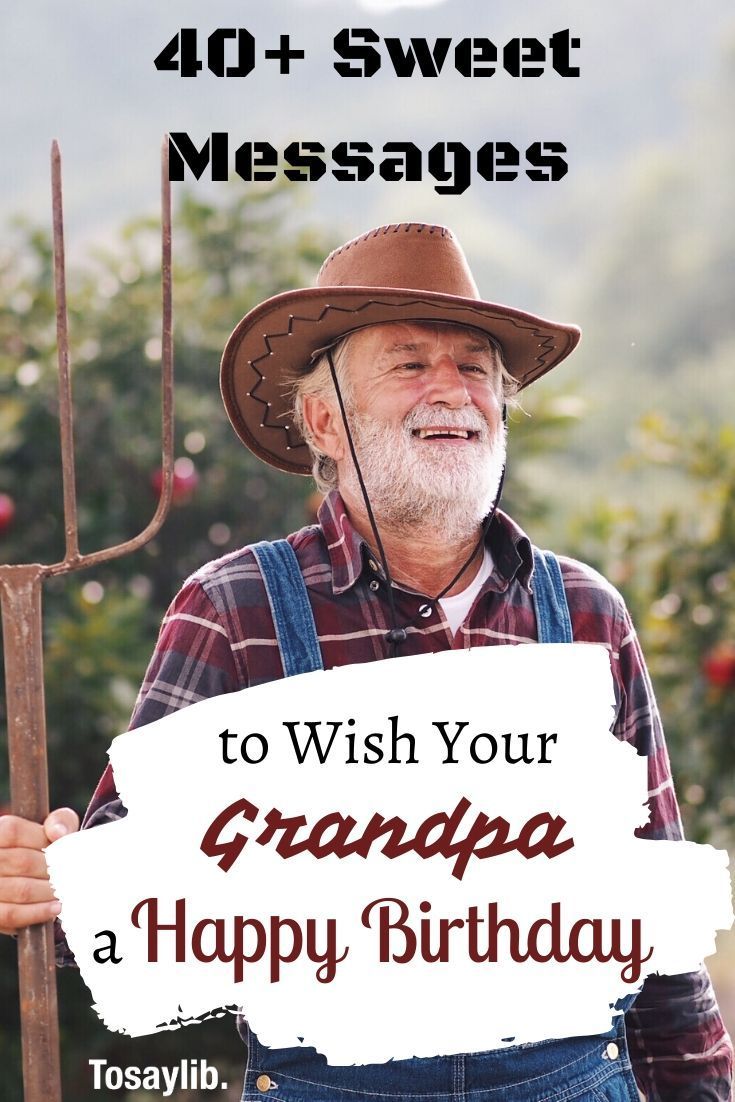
<box><xmin>437</xmin><ymin>547</ymin><xmax>494</xmax><ymax>637</ymax></box>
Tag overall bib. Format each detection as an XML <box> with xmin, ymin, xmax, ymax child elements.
<box><xmin>240</xmin><ymin>542</ymin><xmax>641</xmax><ymax>1102</ymax></box>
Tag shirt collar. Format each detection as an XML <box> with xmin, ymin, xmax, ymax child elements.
<box><xmin>317</xmin><ymin>490</ymin><xmax>534</xmax><ymax>596</ymax></box>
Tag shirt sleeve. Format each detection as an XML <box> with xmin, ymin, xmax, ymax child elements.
<box><xmin>55</xmin><ymin>577</ymin><xmax>240</xmax><ymax>966</ymax></box>
<box><xmin>612</xmin><ymin>601</ymin><xmax>733</xmax><ymax>1101</ymax></box>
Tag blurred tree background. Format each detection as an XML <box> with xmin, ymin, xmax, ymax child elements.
<box><xmin>0</xmin><ymin>186</ymin><xmax>338</xmax><ymax>1099</ymax></box>
<box><xmin>0</xmin><ymin>168</ymin><xmax>733</xmax><ymax>1097</ymax></box>
<box><xmin>0</xmin><ymin>185</ymin><xmax>335</xmax><ymax>818</ymax></box>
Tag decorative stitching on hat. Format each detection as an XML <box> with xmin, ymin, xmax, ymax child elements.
<box><xmin>318</xmin><ymin>223</ymin><xmax>449</xmax><ymax>277</ymax></box>
<box><xmin>537</xmin><ymin>333</ymin><xmax>555</xmax><ymax>362</ymax></box>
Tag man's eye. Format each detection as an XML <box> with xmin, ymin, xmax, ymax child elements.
<box><xmin>399</xmin><ymin>362</ymin><xmax>426</xmax><ymax>371</ymax></box>
<box><xmin>460</xmin><ymin>363</ymin><xmax>487</xmax><ymax>374</ymax></box>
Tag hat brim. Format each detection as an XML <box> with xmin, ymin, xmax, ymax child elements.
<box><xmin>220</xmin><ymin>285</ymin><xmax>581</xmax><ymax>475</ymax></box>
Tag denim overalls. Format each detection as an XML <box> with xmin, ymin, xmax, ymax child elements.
<box><xmin>241</xmin><ymin>542</ymin><xmax>641</xmax><ymax>1102</ymax></box>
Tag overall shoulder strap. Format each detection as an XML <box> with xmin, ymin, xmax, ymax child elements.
<box><xmin>251</xmin><ymin>539</ymin><xmax>324</xmax><ymax>676</ymax></box>
<box><xmin>531</xmin><ymin>547</ymin><xmax>574</xmax><ymax>643</ymax></box>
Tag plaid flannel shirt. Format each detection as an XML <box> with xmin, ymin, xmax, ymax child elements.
<box><xmin>62</xmin><ymin>491</ymin><xmax>733</xmax><ymax>1101</ymax></box>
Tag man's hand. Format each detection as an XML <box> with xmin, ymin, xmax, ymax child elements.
<box><xmin>0</xmin><ymin>809</ymin><xmax>79</xmax><ymax>934</ymax></box>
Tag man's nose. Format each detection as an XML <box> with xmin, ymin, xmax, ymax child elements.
<box><xmin>424</xmin><ymin>360</ymin><xmax>471</xmax><ymax>406</ymax></box>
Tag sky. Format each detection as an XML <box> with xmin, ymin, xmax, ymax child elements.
<box><xmin>2</xmin><ymin>0</ymin><xmax>728</xmax><ymax>319</ymax></box>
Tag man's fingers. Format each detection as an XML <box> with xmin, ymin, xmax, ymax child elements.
<box><xmin>0</xmin><ymin>812</ymin><xmax>73</xmax><ymax>936</ymax></box>
<box><xmin>0</xmin><ymin>898</ymin><xmax>62</xmax><ymax>934</ymax></box>
<box><xmin>43</xmin><ymin>808</ymin><xmax>79</xmax><ymax>842</ymax></box>
<box><xmin>0</xmin><ymin>815</ymin><xmax>47</xmax><ymax>851</ymax></box>
<box><xmin>0</xmin><ymin>876</ymin><xmax>59</xmax><ymax>906</ymax></box>
<box><xmin>0</xmin><ymin>847</ymin><xmax>49</xmax><ymax>879</ymax></box>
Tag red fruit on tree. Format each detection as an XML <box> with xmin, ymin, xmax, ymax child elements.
<box><xmin>0</xmin><ymin>493</ymin><xmax>16</xmax><ymax>534</ymax></box>
<box><xmin>150</xmin><ymin>459</ymin><xmax>199</xmax><ymax>505</ymax></box>
<box><xmin>702</xmin><ymin>642</ymin><xmax>735</xmax><ymax>688</ymax></box>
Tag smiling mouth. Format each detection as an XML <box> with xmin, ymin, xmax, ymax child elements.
<box><xmin>412</xmin><ymin>428</ymin><xmax>479</xmax><ymax>441</ymax></box>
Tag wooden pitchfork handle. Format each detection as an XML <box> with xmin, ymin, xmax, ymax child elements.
<box><xmin>1</xmin><ymin>567</ymin><xmax>61</xmax><ymax>1100</ymax></box>
<box><xmin>0</xmin><ymin>138</ymin><xmax>174</xmax><ymax>1102</ymax></box>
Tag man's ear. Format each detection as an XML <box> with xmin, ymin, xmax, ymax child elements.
<box><xmin>301</xmin><ymin>395</ymin><xmax>347</xmax><ymax>462</ymax></box>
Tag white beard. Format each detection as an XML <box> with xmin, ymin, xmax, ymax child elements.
<box><xmin>339</xmin><ymin>403</ymin><xmax>506</xmax><ymax>541</ymax></box>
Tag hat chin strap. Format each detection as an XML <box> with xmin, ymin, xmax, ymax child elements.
<box><xmin>326</xmin><ymin>349</ymin><xmax>506</xmax><ymax>658</ymax></box>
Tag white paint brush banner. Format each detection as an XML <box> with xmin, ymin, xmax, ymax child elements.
<box><xmin>47</xmin><ymin>645</ymin><xmax>734</xmax><ymax>1065</ymax></box>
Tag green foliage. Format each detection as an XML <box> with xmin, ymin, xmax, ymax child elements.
<box><xmin>565</xmin><ymin>415</ymin><xmax>735</xmax><ymax>846</ymax></box>
<box><xmin>0</xmin><ymin>186</ymin><xmax>332</xmax><ymax>812</ymax></box>
<box><xmin>0</xmin><ymin>187</ymin><xmax>335</xmax><ymax>1099</ymax></box>
<box><xmin>622</xmin><ymin>419</ymin><xmax>735</xmax><ymax>846</ymax></box>
<box><xmin>504</xmin><ymin>388</ymin><xmax>588</xmax><ymax>528</ymax></box>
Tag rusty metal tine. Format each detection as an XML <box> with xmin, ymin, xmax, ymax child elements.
<box><xmin>51</xmin><ymin>142</ymin><xmax>81</xmax><ymax>566</ymax></box>
<box><xmin>46</xmin><ymin>137</ymin><xmax>174</xmax><ymax>577</ymax></box>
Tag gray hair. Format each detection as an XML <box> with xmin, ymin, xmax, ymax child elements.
<box><xmin>289</xmin><ymin>324</ymin><xmax>519</xmax><ymax>493</ymax></box>
<box><xmin>290</xmin><ymin>334</ymin><xmax>356</xmax><ymax>492</ymax></box>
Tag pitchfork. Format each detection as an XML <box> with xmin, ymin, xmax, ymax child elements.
<box><xmin>0</xmin><ymin>139</ymin><xmax>174</xmax><ymax>1102</ymax></box>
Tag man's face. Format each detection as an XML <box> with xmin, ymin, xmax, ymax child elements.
<box><xmin>332</xmin><ymin>321</ymin><xmax>508</xmax><ymax>536</ymax></box>
<box><xmin>343</xmin><ymin>321</ymin><xmax>504</xmax><ymax>442</ymax></box>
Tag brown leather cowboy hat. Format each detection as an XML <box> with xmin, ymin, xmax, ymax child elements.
<box><xmin>220</xmin><ymin>222</ymin><xmax>581</xmax><ymax>475</ymax></box>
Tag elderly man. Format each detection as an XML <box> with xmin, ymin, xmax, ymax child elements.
<box><xmin>0</xmin><ymin>223</ymin><xmax>732</xmax><ymax>1101</ymax></box>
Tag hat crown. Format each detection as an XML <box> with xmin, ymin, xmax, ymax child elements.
<box><xmin>317</xmin><ymin>222</ymin><xmax>480</xmax><ymax>299</ymax></box>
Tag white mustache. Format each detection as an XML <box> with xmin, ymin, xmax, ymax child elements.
<box><xmin>401</xmin><ymin>404</ymin><xmax>491</xmax><ymax>438</ymax></box>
